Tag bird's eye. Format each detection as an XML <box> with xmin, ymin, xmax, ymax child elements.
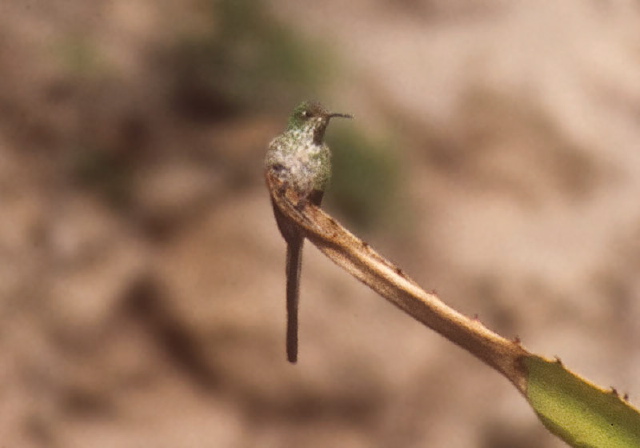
<box><xmin>301</xmin><ymin>110</ymin><xmax>310</xmax><ymax>118</ymax></box>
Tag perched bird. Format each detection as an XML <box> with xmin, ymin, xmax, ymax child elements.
<box><xmin>265</xmin><ymin>101</ymin><xmax>352</xmax><ymax>363</ymax></box>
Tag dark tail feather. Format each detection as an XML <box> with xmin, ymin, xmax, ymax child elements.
<box><xmin>286</xmin><ymin>238</ymin><xmax>303</xmax><ymax>363</ymax></box>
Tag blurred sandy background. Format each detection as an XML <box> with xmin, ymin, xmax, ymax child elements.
<box><xmin>1</xmin><ymin>1</ymin><xmax>639</xmax><ymax>447</ymax></box>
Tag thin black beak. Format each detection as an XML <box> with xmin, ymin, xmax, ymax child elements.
<box><xmin>328</xmin><ymin>112</ymin><xmax>353</xmax><ymax>119</ymax></box>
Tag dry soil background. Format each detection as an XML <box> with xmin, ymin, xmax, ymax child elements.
<box><xmin>0</xmin><ymin>1</ymin><xmax>639</xmax><ymax>447</ymax></box>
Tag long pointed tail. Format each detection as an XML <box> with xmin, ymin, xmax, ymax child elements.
<box><xmin>286</xmin><ymin>237</ymin><xmax>303</xmax><ymax>363</ymax></box>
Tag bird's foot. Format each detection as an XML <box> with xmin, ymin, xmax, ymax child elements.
<box><xmin>294</xmin><ymin>198</ymin><xmax>308</xmax><ymax>212</ymax></box>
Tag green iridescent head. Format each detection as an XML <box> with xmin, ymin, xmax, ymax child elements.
<box><xmin>286</xmin><ymin>101</ymin><xmax>352</xmax><ymax>143</ymax></box>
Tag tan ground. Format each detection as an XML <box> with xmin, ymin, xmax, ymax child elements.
<box><xmin>0</xmin><ymin>1</ymin><xmax>638</xmax><ymax>447</ymax></box>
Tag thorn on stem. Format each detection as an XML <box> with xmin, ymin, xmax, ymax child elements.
<box><xmin>610</xmin><ymin>387</ymin><xmax>619</xmax><ymax>396</ymax></box>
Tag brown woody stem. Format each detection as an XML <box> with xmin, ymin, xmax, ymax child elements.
<box><xmin>267</xmin><ymin>171</ymin><xmax>529</xmax><ymax>394</ymax></box>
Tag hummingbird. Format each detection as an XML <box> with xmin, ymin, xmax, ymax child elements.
<box><xmin>265</xmin><ymin>101</ymin><xmax>352</xmax><ymax>363</ymax></box>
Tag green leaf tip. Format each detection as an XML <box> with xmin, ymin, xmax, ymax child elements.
<box><xmin>524</xmin><ymin>355</ymin><xmax>640</xmax><ymax>448</ymax></box>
